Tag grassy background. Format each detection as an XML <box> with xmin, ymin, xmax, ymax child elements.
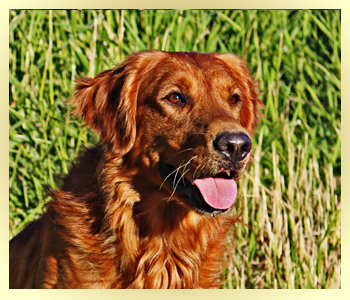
<box><xmin>9</xmin><ymin>10</ymin><xmax>341</xmax><ymax>289</ymax></box>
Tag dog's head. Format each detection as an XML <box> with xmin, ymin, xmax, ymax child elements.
<box><xmin>72</xmin><ymin>50</ymin><xmax>262</xmax><ymax>216</ymax></box>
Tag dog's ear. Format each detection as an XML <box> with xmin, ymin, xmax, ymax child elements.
<box><xmin>214</xmin><ymin>53</ymin><xmax>263</xmax><ymax>135</ymax></box>
<box><xmin>71</xmin><ymin>51</ymin><xmax>165</xmax><ymax>156</ymax></box>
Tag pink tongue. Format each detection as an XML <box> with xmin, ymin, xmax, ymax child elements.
<box><xmin>193</xmin><ymin>177</ymin><xmax>237</xmax><ymax>210</ymax></box>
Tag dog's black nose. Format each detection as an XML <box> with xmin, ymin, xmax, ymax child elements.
<box><xmin>213</xmin><ymin>132</ymin><xmax>252</xmax><ymax>161</ymax></box>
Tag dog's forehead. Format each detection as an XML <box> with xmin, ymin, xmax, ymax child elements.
<box><xmin>162</xmin><ymin>52</ymin><xmax>231</xmax><ymax>74</ymax></box>
<box><xmin>152</xmin><ymin>53</ymin><xmax>237</xmax><ymax>89</ymax></box>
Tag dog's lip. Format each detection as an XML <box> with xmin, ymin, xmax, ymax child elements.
<box><xmin>158</xmin><ymin>159</ymin><xmax>238</xmax><ymax>216</ymax></box>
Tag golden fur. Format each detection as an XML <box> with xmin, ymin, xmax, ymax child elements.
<box><xmin>10</xmin><ymin>51</ymin><xmax>262</xmax><ymax>288</ymax></box>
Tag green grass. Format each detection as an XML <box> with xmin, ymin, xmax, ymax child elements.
<box><xmin>9</xmin><ymin>10</ymin><xmax>341</xmax><ymax>289</ymax></box>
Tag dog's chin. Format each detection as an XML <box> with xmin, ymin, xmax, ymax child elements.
<box><xmin>159</xmin><ymin>160</ymin><xmax>238</xmax><ymax>217</ymax></box>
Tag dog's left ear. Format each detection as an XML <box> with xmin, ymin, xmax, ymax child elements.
<box><xmin>71</xmin><ymin>51</ymin><xmax>165</xmax><ymax>156</ymax></box>
<box><xmin>214</xmin><ymin>53</ymin><xmax>263</xmax><ymax>135</ymax></box>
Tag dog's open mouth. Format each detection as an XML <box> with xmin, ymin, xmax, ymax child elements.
<box><xmin>159</xmin><ymin>160</ymin><xmax>238</xmax><ymax>216</ymax></box>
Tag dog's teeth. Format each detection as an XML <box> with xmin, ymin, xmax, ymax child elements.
<box><xmin>225</xmin><ymin>170</ymin><xmax>230</xmax><ymax>176</ymax></box>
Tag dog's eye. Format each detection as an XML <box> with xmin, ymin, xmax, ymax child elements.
<box><xmin>230</xmin><ymin>94</ymin><xmax>240</xmax><ymax>105</ymax></box>
<box><xmin>167</xmin><ymin>93</ymin><xmax>185</xmax><ymax>105</ymax></box>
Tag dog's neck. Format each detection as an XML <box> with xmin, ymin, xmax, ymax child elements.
<box><xmin>105</xmin><ymin>187</ymin><xmax>231</xmax><ymax>288</ymax></box>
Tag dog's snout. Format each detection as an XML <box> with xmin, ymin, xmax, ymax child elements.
<box><xmin>213</xmin><ymin>132</ymin><xmax>252</xmax><ymax>161</ymax></box>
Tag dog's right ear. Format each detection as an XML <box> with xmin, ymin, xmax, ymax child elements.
<box><xmin>71</xmin><ymin>51</ymin><xmax>165</xmax><ymax>156</ymax></box>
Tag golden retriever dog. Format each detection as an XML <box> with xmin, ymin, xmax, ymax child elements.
<box><xmin>10</xmin><ymin>50</ymin><xmax>262</xmax><ymax>288</ymax></box>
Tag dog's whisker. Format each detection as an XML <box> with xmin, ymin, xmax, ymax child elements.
<box><xmin>159</xmin><ymin>156</ymin><xmax>198</xmax><ymax>190</ymax></box>
<box><xmin>192</xmin><ymin>157</ymin><xmax>210</xmax><ymax>181</ymax></box>
<box><xmin>169</xmin><ymin>148</ymin><xmax>194</xmax><ymax>160</ymax></box>
<box><xmin>172</xmin><ymin>156</ymin><xmax>198</xmax><ymax>189</ymax></box>
<box><xmin>159</xmin><ymin>166</ymin><xmax>181</xmax><ymax>191</ymax></box>
<box><xmin>172</xmin><ymin>160</ymin><xmax>186</xmax><ymax>189</ymax></box>
<box><xmin>167</xmin><ymin>169</ymin><xmax>190</xmax><ymax>202</ymax></box>
<box><xmin>194</xmin><ymin>158</ymin><xmax>212</xmax><ymax>181</ymax></box>
<box><xmin>181</xmin><ymin>158</ymin><xmax>194</xmax><ymax>185</ymax></box>
<box><xmin>192</xmin><ymin>163</ymin><xmax>203</xmax><ymax>182</ymax></box>
<box><xmin>175</xmin><ymin>169</ymin><xmax>190</xmax><ymax>192</ymax></box>
<box><xmin>165</xmin><ymin>158</ymin><xmax>192</xmax><ymax>189</ymax></box>
<box><xmin>192</xmin><ymin>158</ymin><xmax>209</xmax><ymax>182</ymax></box>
